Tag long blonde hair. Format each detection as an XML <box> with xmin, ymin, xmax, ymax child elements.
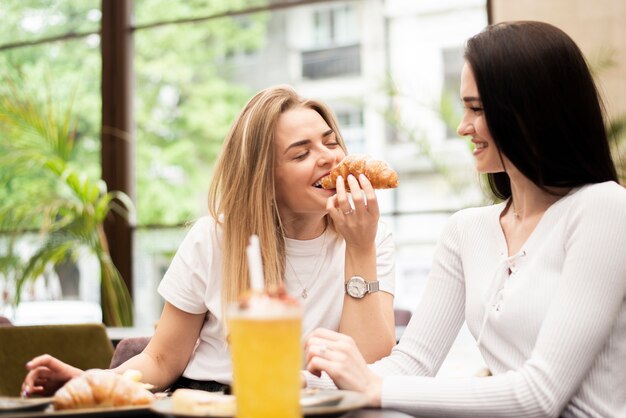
<box><xmin>208</xmin><ymin>85</ymin><xmax>347</xmax><ymax>304</ymax></box>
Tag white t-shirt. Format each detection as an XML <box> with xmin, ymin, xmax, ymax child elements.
<box><xmin>158</xmin><ymin>217</ymin><xmax>395</xmax><ymax>384</ymax></box>
<box><xmin>309</xmin><ymin>181</ymin><xmax>626</xmax><ymax>417</ymax></box>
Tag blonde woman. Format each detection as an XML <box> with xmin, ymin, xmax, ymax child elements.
<box><xmin>22</xmin><ymin>85</ymin><xmax>396</xmax><ymax>395</ymax></box>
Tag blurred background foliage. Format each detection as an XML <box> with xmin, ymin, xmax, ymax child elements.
<box><xmin>0</xmin><ymin>0</ymin><xmax>271</xmax><ymax>323</ymax></box>
<box><xmin>588</xmin><ymin>48</ymin><xmax>626</xmax><ymax>184</ymax></box>
<box><xmin>0</xmin><ymin>78</ymin><xmax>135</xmax><ymax>325</ymax></box>
<box><xmin>133</xmin><ymin>0</ymin><xmax>268</xmax><ymax>225</ymax></box>
<box><xmin>0</xmin><ymin>0</ymin><xmax>268</xmax><ymax>227</ymax></box>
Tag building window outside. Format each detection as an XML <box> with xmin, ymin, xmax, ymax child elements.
<box><xmin>312</xmin><ymin>4</ymin><xmax>357</xmax><ymax>48</ymax></box>
<box><xmin>336</xmin><ymin>108</ymin><xmax>365</xmax><ymax>154</ymax></box>
<box><xmin>303</xmin><ymin>4</ymin><xmax>360</xmax><ymax>79</ymax></box>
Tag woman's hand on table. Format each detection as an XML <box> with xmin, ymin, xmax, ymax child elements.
<box><xmin>21</xmin><ymin>354</ymin><xmax>83</xmax><ymax>397</ymax></box>
<box><xmin>305</xmin><ymin>328</ymin><xmax>383</xmax><ymax>407</ymax></box>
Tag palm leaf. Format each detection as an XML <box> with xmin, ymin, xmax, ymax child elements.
<box><xmin>0</xmin><ymin>75</ymin><xmax>134</xmax><ymax>326</ymax></box>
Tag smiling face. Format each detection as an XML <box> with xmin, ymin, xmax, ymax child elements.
<box><xmin>457</xmin><ymin>62</ymin><xmax>510</xmax><ymax>174</ymax></box>
<box><xmin>274</xmin><ymin>106</ymin><xmax>346</xmax><ymax>222</ymax></box>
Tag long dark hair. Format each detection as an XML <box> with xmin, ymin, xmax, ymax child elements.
<box><xmin>464</xmin><ymin>21</ymin><xmax>617</xmax><ymax>199</ymax></box>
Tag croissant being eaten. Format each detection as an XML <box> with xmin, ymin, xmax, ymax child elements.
<box><xmin>320</xmin><ymin>154</ymin><xmax>399</xmax><ymax>190</ymax></box>
<box><xmin>53</xmin><ymin>369</ymin><xmax>155</xmax><ymax>410</ymax></box>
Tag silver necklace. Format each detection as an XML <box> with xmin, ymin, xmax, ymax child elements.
<box><xmin>286</xmin><ymin>229</ymin><xmax>328</xmax><ymax>299</ymax></box>
<box><xmin>510</xmin><ymin>199</ymin><xmax>523</xmax><ymax>220</ymax></box>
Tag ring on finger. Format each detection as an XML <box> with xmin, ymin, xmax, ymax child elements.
<box><xmin>319</xmin><ymin>344</ymin><xmax>327</xmax><ymax>356</ymax></box>
<box><xmin>343</xmin><ymin>209</ymin><xmax>353</xmax><ymax>215</ymax></box>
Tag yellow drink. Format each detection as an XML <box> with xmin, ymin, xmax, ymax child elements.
<box><xmin>229</xmin><ymin>299</ymin><xmax>302</xmax><ymax>418</ymax></box>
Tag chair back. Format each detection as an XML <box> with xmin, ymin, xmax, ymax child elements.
<box><xmin>0</xmin><ymin>323</ymin><xmax>114</xmax><ymax>396</ymax></box>
<box><xmin>109</xmin><ymin>336</ymin><xmax>151</xmax><ymax>368</ymax></box>
<box><xmin>394</xmin><ymin>309</ymin><xmax>412</xmax><ymax>326</ymax></box>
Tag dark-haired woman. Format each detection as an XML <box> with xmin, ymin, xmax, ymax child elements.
<box><xmin>304</xmin><ymin>21</ymin><xmax>626</xmax><ymax>417</ymax></box>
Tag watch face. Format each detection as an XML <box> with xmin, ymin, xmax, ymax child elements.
<box><xmin>347</xmin><ymin>276</ymin><xmax>367</xmax><ymax>298</ymax></box>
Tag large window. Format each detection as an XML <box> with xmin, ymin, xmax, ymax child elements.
<box><xmin>2</xmin><ymin>0</ymin><xmax>488</xmax><ymax>327</ymax></box>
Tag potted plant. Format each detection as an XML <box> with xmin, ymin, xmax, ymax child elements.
<box><xmin>0</xmin><ymin>79</ymin><xmax>134</xmax><ymax>326</ymax></box>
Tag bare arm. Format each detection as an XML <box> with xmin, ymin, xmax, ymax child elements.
<box><xmin>328</xmin><ymin>174</ymin><xmax>396</xmax><ymax>362</ymax></box>
<box><xmin>21</xmin><ymin>302</ymin><xmax>204</xmax><ymax>396</ymax></box>
<box><xmin>340</xmin><ymin>241</ymin><xmax>395</xmax><ymax>362</ymax></box>
<box><xmin>111</xmin><ymin>302</ymin><xmax>205</xmax><ymax>391</ymax></box>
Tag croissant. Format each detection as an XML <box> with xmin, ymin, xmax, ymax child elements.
<box><xmin>320</xmin><ymin>154</ymin><xmax>398</xmax><ymax>190</ymax></box>
<box><xmin>53</xmin><ymin>369</ymin><xmax>155</xmax><ymax>410</ymax></box>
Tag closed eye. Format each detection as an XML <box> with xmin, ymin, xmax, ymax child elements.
<box><xmin>294</xmin><ymin>150</ymin><xmax>310</xmax><ymax>160</ymax></box>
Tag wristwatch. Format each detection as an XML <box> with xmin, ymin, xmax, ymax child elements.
<box><xmin>345</xmin><ymin>276</ymin><xmax>380</xmax><ymax>299</ymax></box>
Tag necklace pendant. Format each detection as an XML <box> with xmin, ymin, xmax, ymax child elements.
<box><xmin>301</xmin><ymin>288</ymin><xmax>308</xmax><ymax>299</ymax></box>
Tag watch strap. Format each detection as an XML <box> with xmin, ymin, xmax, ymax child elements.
<box><xmin>367</xmin><ymin>281</ymin><xmax>380</xmax><ymax>293</ymax></box>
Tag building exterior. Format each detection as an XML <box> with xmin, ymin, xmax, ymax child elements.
<box><xmin>491</xmin><ymin>0</ymin><xmax>626</xmax><ymax>120</ymax></box>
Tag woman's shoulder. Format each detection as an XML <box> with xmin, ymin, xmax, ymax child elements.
<box><xmin>570</xmin><ymin>181</ymin><xmax>626</xmax><ymax>210</ymax></box>
<box><xmin>190</xmin><ymin>215</ymin><xmax>216</xmax><ymax>228</ymax></box>
<box><xmin>576</xmin><ymin>181</ymin><xmax>626</xmax><ymax>199</ymax></box>
<box><xmin>179</xmin><ymin>215</ymin><xmax>222</xmax><ymax>247</ymax></box>
<box><xmin>566</xmin><ymin>181</ymin><xmax>626</xmax><ymax>223</ymax></box>
<box><xmin>451</xmin><ymin>201</ymin><xmax>504</xmax><ymax>224</ymax></box>
<box><xmin>430</xmin><ymin>203</ymin><xmax>503</xmax><ymax>245</ymax></box>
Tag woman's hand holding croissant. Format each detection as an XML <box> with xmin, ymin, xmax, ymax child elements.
<box><xmin>326</xmin><ymin>173</ymin><xmax>379</xmax><ymax>252</ymax></box>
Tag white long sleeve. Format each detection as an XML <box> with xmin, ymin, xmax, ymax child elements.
<box><xmin>369</xmin><ymin>182</ymin><xmax>626</xmax><ymax>417</ymax></box>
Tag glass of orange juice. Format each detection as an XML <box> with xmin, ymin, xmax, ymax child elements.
<box><xmin>228</xmin><ymin>293</ymin><xmax>302</xmax><ymax>418</ymax></box>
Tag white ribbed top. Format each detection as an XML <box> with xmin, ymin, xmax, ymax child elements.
<box><xmin>308</xmin><ymin>181</ymin><xmax>626</xmax><ymax>417</ymax></box>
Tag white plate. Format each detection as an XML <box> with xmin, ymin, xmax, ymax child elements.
<box><xmin>0</xmin><ymin>403</ymin><xmax>150</xmax><ymax>418</ymax></box>
<box><xmin>0</xmin><ymin>397</ymin><xmax>52</xmax><ymax>414</ymax></box>
<box><xmin>150</xmin><ymin>389</ymin><xmax>368</xmax><ymax>417</ymax></box>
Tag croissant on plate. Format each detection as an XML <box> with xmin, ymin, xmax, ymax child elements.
<box><xmin>53</xmin><ymin>369</ymin><xmax>155</xmax><ymax>410</ymax></box>
<box><xmin>320</xmin><ymin>154</ymin><xmax>399</xmax><ymax>190</ymax></box>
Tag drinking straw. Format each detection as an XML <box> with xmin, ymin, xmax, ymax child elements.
<box><xmin>246</xmin><ymin>234</ymin><xmax>265</xmax><ymax>292</ymax></box>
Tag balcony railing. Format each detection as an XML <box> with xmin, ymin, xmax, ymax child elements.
<box><xmin>301</xmin><ymin>43</ymin><xmax>361</xmax><ymax>79</ymax></box>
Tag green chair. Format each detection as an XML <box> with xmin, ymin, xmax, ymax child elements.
<box><xmin>0</xmin><ymin>323</ymin><xmax>114</xmax><ymax>396</ymax></box>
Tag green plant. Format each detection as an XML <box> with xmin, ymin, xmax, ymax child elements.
<box><xmin>0</xmin><ymin>79</ymin><xmax>134</xmax><ymax>326</ymax></box>
<box><xmin>587</xmin><ymin>48</ymin><xmax>626</xmax><ymax>185</ymax></box>
<box><xmin>608</xmin><ymin>114</ymin><xmax>626</xmax><ymax>184</ymax></box>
